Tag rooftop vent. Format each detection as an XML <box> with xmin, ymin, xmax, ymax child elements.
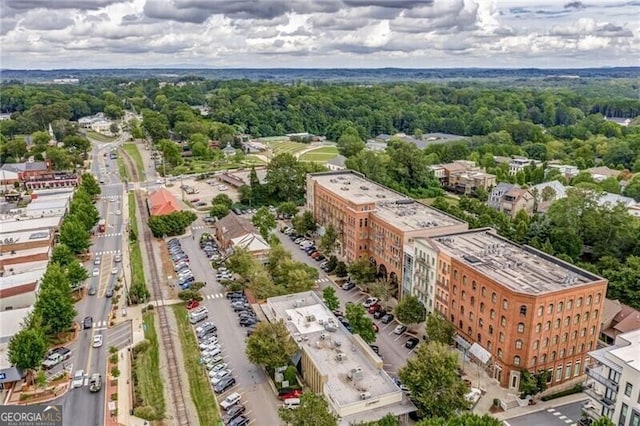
<box><xmin>336</xmin><ymin>353</ymin><xmax>347</xmax><ymax>362</ymax></box>
<box><xmin>348</xmin><ymin>367</ymin><xmax>364</xmax><ymax>381</ymax></box>
<box><xmin>360</xmin><ymin>186</ymin><xmax>370</xmax><ymax>190</ymax></box>
<box><xmin>360</xmin><ymin>392</ymin><xmax>372</xmax><ymax>400</ymax></box>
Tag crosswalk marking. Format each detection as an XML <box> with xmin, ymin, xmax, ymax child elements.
<box><xmin>96</xmin><ymin>233</ymin><xmax>122</xmax><ymax>238</ymax></box>
<box><xmin>192</xmin><ymin>225</ymin><xmax>206</xmax><ymax>230</ymax></box>
<box><xmin>94</xmin><ymin>320</ymin><xmax>108</xmax><ymax>328</ymax></box>
<box><xmin>316</xmin><ymin>278</ymin><xmax>331</xmax><ymax>283</ymax></box>
<box><xmin>94</xmin><ymin>250</ymin><xmax>121</xmax><ymax>256</ymax></box>
<box><xmin>204</xmin><ymin>293</ymin><xmax>225</xmax><ymax>300</ymax></box>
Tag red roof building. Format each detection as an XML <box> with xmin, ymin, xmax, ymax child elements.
<box><xmin>148</xmin><ymin>188</ymin><xmax>181</xmax><ymax>216</ymax></box>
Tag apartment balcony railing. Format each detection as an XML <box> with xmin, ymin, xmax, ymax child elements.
<box><xmin>585</xmin><ymin>367</ymin><xmax>619</xmax><ymax>392</ymax></box>
<box><xmin>584</xmin><ymin>387</ymin><xmax>615</xmax><ymax>408</ymax></box>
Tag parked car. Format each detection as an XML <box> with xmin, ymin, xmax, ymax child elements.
<box><xmin>92</xmin><ymin>334</ymin><xmax>103</xmax><ymax>348</ymax></box>
<box><xmin>393</xmin><ymin>324</ymin><xmax>407</xmax><ymax>335</ymax></box>
<box><xmin>373</xmin><ymin>310</ymin><xmax>386</xmax><ymax>320</ymax></box>
<box><xmin>210</xmin><ymin>369</ymin><xmax>232</xmax><ymax>385</ymax></box>
<box><xmin>72</xmin><ymin>370</ymin><xmax>85</xmax><ymax>388</ymax></box>
<box><xmin>372</xmin><ymin>323</ymin><xmax>379</xmax><ymax>333</ymax></box>
<box><xmin>368</xmin><ymin>304</ymin><xmax>382</xmax><ymax>314</ymax></box>
<box><xmin>405</xmin><ymin>337</ymin><xmax>420</xmax><ymax>349</ymax></box>
<box><xmin>89</xmin><ymin>373</ymin><xmax>102</xmax><ymax>392</ymax></box>
<box><xmin>228</xmin><ymin>416</ymin><xmax>249</xmax><ymax>426</ymax></box>
<box><xmin>222</xmin><ymin>404</ymin><xmax>246</xmax><ymax>424</ymax></box>
<box><xmin>369</xmin><ymin>344</ymin><xmax>380</xmax><ymax>355</ymax></box>
<box><xmin>362</xmin><ymin>297</ymin><xmax>379</xmax><ymax>308</ymax></box>
<box><xmin>381</xmin><ymin>313</ymin><xmax>394</xmax><ymax>324</ymax></box>
<box><xmin>342</xmin><ymin>281</ymin><xmax>356</xmax><ymax>291</ymax></box>
<box><xmin>208</xmin><ymin>363</ymin><xmax>228</xmax><ymax>376</ymax></box>
<box><xmin>215</xmin><ymin>377</ymin><xmax>237</xmax><ymax>394</ymax></box>
<box><xmin>92</xmin><ymin>268</ymin><xmax>99</xmax><ymax>276</ymax></box>
<box><xmin>186</xmin><ymin>300</ymin><xmax>200</xmax><ymax>310</ymax></box>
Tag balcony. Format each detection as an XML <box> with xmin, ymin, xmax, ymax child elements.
<box><xmin>584</xmin><ymin>387</ymin><xmax>615</xmax><ymax>408</ymax></box>
<box><xmin>585</xmin><ymin>367</ymin><xmax>619</xmax><ymax>391</ymax></box>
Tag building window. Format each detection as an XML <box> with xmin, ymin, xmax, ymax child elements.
<box><xmin>471</xmin><ymin>296</ymin><xmax>475</xmax><ymax>307</ymax></box>
<box><xmin>531</xmin><ymin>356</ymin><xmax>537</xmax><ymax>367</ymax></box>
<box><xmin>558</xmin><ymin>301</ymin><xmax>564</xmax><ymax>312</ymax></box>
<box><xmin>541</xmin><ymin>354</ymin><xmax>547</xmax><ymax>363</ymax></box>
<box><xmin>545</xmin><ymin>321</ymin><xmax>551</xmax><ymax>331</ymax></box>
<box><xmin>503</xmin><ymin>299</ymin><xmax>508</xmax><ymax>309</ymax></box>
<box><xmin>543</xmin><ymin>337</ymin><xmax>549</xmax><ymax>347</ymax></box>
<box><xmin>569</xmin><ymin>346</ymin><xmax>574</xmax><ymax>356</ymax></box>
<box><xmin>501</xmin><ymin>316</ymin><xmax>507</xmax><ymax>326</ymax></box>
<box><xmin>590</xmin><ymin>326</ymin><xmax>596</xmax><ymax>335</ymax></box>
<box><xmin>625</xmin><ymin>382</ymin><xmax>633</xmax><ymax>397</ymax></box>
<box><xmin>547</xmin><ymin>304</ymin><xmax>554</xmax><ymax>314</ymax></box>
<box><xmin>480</xmin><ymin>302</ymin><xmax>485</xmax><ymax>313</ymax></box>
<box><xmin>574</xmin><ymin>362</ymin><xmax>581</xmax><ymax>377</ymax></box>
<box><xmin>553</xmin><ymin>335</ymin><xmax>558</xmax><ymax>345</ymax></box>
<box><xmin>577</xmin><ymin>297</ymin><xmax>583</xmax><ymax>308</ymax></box>
<box><xmin>469</xmin><ymin>312</ymin><xmax>474</xmax><ymax>321</ymax></box>
<box><xmin>520</xmin><ymin>305</ymin><xmax>527</xmax><ymax>316</ymax></box>
<box><xmin>565</xmin><ymin>364</ymin><xmax>572</xmax><ymax>379</ymax></box>
<box><xmin>594</xmin><ymin>310</ymin><xmax>599</xmax><ymax>319</ymax></box>
<box><xmin>537</xmin><ymin>306</ymin><xmax>544</xmax><ymax>317</ymax></box>
<box><xmin>472</xmin><ymin>281</ymin><xmax>477</xmax><ymax>290</ymax></box>
<box><xmin>535</xmin><ymin>323</ymin><xmax>542</xmax><ymax>333</ymax></box>
<box><xmin>555</xmin><ymin>319</ymin><xmax>561</xmax><ymax>329</ymax></box>
<box><xmin>574</xmin><ymin>314</ymin><xmax>580</xmax><ymax>325</ymax></box>
<box><xmin>479</xmin><ymin>319</ymin><xmax>484</xmax><ymax>329</ymax></box>
<box><xmin>584</xmin><ymin>311</ymin><xmax>590</xmax><ymax>321</ymax></box>
<box><xmin>477</xmin><ymin>333</ymin><xmax>482</xmax><ymax>343</ymax></box>
<box><xmin>533</xmin><ymin>340</ymin><xmax>539</xmax><ymax>350</ymax></box>
<box><xmin>620</xmin><ymin>403</ymin><xmax>628</xmax><ymax>426</ymax></box>
<box><xmin>562</xmin><ymin>333</ymin><xmax>568</xmax><ymax>343</ymax></box>
<box><xmin>463</xmin><ymin>275</ymin><xmax>467</xmax><ymax>285</ymax></box>
<box><xmin>559</xmin><ymin>349</ymin><xmax>565</xmax><ymax>358</ymax></box>
<box><xmin>588</xmin><ymin>342</ymin><xmax>593</xmax><ymax>350</ymax></box>
<box><xmin>454</xmin><ymin>270</ymin><xmax>458</xmax><ymax>280</ymax></box>
<box><xmin>515</xmin><ymin>339</ymin><xmax>523</xmax><ymax>349</ymax></box>
<box><xmin>556</xmin><ymin>366</ymin><xmax>562</xmax><ymax>381</ymax></box>
<box><xmin>462</xmin><ymin>291</ymin><xmax>466</xmax><ymax>301</ymax></box>
<box><xmin>571</xmin><ymin>330</ymin><xmax>577</xmax><ymax>340</ymax></box>
<box><xmin>453</xmin><ymin>285</ymin><xmax>458</xmax><ymax>295</ymax></box>
<box><xmin>497</xmin><ymin>348</ymin><xmax>503</xmax><ymax>359</ymax></box>
<box><xmin>499</xmin><ymin>332</ymin><xmax>505</xmax><ymax>343</ymax></box>
<box><xmin>514</xmin><ymin>356</ymin><xmax>521</xmax><ymax>366</ymax></box>
<box><xmin>567</xmin><ymin>299</ymin><xmax>573</xmax><ymax>310</ymax></box>
<box><xmin>564</xmin><ymin>316</ymin><xmax>570</xmax><ymax>326</ymax></box>
<box><xmin>581</xmin><ymin>328</ymin><xmax>586</xmax><ymax>337</ymax></box>
<box><xmin>490</xmin><ymin>309</ymin><xmax>496</xmax><ymax>319</ymax></box>
<box><xmin>492</xmin><ymin>292</ymin><xmax>497</xmax><ymax>303</ymax></box>
<box><xmin>488</xmin><ymin>325</ymin><xmax>494</xmax><ymax>336</ymax></box>
<box><xmin>482</xmin><ymin>286</ymin><xmax>487</xmax><ymax>297</ymax></box>
<box><xmin>578</xmin><ymin>343</ymin><xmax>584</xmax><ymax>353</ymax></box>
<box><xmin>586</xmin><ymin>295</ymin><xmax>592</xmax><ymax>306</ymax></box>
<box><xmin>487</xmin><ymin>341</ymin><xmax>492</xmax><ymax>350</ymax></box>
<box><xmin>517</xmin><ymin>323</ymin><xmax>525</xmax><ymax>333</ymax></box>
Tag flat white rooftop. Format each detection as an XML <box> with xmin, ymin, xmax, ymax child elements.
<box><xmin>610</xmin><ymin>329</ymin><xmax>640</xmax><ymax>373</ymax></box>
<box><xmin>0</xmin><ymin>245</ymin><xmax>50</xmax><ymax>261</ymax></box>
<box><xmin>432</xmin><ymin>229</ymin><xmax>603</xmax><ymax>295</ymax></box>
<box><xmin>0</xmin><ymin>267</ymin><xmax>45</xmax><ymax>290</ymax></box>
<box><xmin>310</xmin><ymin>171</ymin><xmax>464</xmax><ymax>232</ymax></box>
<box><xmin>266</xmin><ymin>292</ymin><xmax>401</xmax><ymax>407</ymax></box>
<box><xmin>0</xmin><ymin>229</ymin><xmax>51</xmax><ymax>244</ymax></box>
<box><xmin>0</xmin><ymin>306</ymin><xmax>32</xmax><ymax>344</ymax></box>
<box><xmin>4</xmin><ymin>260</ymin><xmax>49</xmax><ymax>274</ymax></box>
<box><xmin>0</xmin><ymin>216</ymin><xmax>63</xmax><ymax>235</ymax></box>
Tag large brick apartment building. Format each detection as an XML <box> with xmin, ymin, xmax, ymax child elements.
<box><xmin>427</xmin><ymin>229</ymin><xmax>607</xmax><ymax>390</ymax></box>
<box><xmin>306</xmin><ymin>171</ymin><xmax>467</xmax><ymax>298</ymax></box>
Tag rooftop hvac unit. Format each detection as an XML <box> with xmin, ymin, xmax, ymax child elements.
<box><xmin>360</xmin><ymin>392</ymin><xmax>372</xmax><ymax>400</ymax></box>
<box><xmin>336</xmin><ymin>353</ymin><xmax>347</xmax><ymax>362</ymax></box>
<box><xmin>348</xmin><ymin>367</ymin><xmax>364</xmax><ymax>381</ymax></box>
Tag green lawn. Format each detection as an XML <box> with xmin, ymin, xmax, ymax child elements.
<box><xmin>132</xmin><ymin>312</ymin><xmax>165</xmax><ymax>420</ymax></box>
<box><xmin>117</xmin><ymin>154</ymin><xmax>129</xmax><ymax>181</ymax></box>
<box><xmin>123</xmin><ymin>143</ymin><xmax>146</xmax><ymax>181</ymax></box>
<box><xmin>127</xmin><ymin>192</ymin><xmax>145</xmax><ymax>297</ymax></box>
<box><xmin>172</xmin><ymin>305</ymin><xmax>221</xmax><ymax>425</ymax></box>
<box><xmin>299</xmin><ymin>146</ymin><xmax>339</xmax><ymax>162</ymax></box>
<box><xmin>86</xmin><ymin>130</ymin><xmax>117</xmax><ymax>142</ymax></box>
<box><xmin>419</xmin><ymin>196</ymin><xmax>460</xmax><ymax>207</ymax></box>
<box><xmin>267</xmin><ymin>141</ymin><xmax>308</xmax><ymax>155</ymax></box>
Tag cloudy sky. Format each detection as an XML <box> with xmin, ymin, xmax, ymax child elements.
<box><xmin>1</xmin><ymin>0</ymin><xmax>638</xmax><ymax>69</ymax></box>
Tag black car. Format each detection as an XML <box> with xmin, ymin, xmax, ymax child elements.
<box><xmin>239</xmin><ymin>318</ymin><xmax>258</xmax><ymax>327</ymax></box>
<box><xmin>226</xmin><ymin>291</ymin><xmax>245</xmax><ymax>299</ymax></box>
<box><xmin>83</xmin><ymin>316</ymin><xmax>93</xmax><ymax>329</ymax></box>
<box><xmin>228</xmin><ymin>416</ymin><xmax>249</xmax><ymax>426</ymax></box>
<box><xmin>405</xmin><ymin>337</ymin><xmax>420</xmax><ymax>349</ymax></box>
<box><xmin>381</xmin><ymin>313</ymin><xmax>394</xmax><ymax>324</ymax></box>
<box><xmin>369</xmin><ymin>344</ymin><xmax>380</xmax><ymax>354</ymax></box>
<box><xmin>222</xmin><ymin>404</ymin><xmax>246</xmax><ymax>423</ymax></box>
<box><xmin>214</xmin><ymin>376</ymin><xmax>236</xmax><ymax>393</ymax></box>
<box><xmin>373</xmin><ymin>310</ymin><xmax>386</xmax><ymax>320</ymax></box>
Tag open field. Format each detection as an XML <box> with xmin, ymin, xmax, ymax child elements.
<box><xmin>86</xmin><ymin>131</ymin><xmax>116</xmax><ymax>142</ymax></box>
<box><xmin>172</xmin><ymin>305</ymin><xmax>221</xmax><ymax>425</ymax></box>
<box><xmin>132</xmin><ymin>312</ymin><xmax>165</xmax><ymax>420</ymax></box>
<box><xmin>123</xmin><ymin>143</ymin><xmax>146</xmax><ymax>181</ymax></box>
<box><xmin>299</xmin><ymin>146</ymin><xmax>339</xmax><ymax>162</ymax></box>
<box><xmin>266</xmin><ymin>140</ymin><xmax>308</xmax><ymax>155</ymax></box>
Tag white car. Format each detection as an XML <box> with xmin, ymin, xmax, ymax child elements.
<box><xmin>465</xmin><ymin>388</ymin><xmax>482</xmax><ymax>406</ymax></box>
<box><xmin>362</xmin><ymin>298</ymin><xmax>379</xmax><ymax>308</ymax></box>
<box><xmin>72</xmin><ymin>370</ymin><xmax>85</xmax><ymax>388</ymax></box>
<box><xmin>199</xmin><ymin>338</ymin><xmax>219</xmax><ymax>349</ymax></box>
<box><xmin>114</xmin><ymin>254</ymin><xmax>122</xmax><ymax>262</ymax></box>
<box><xmin>208</xmin><ymin>363</ymin><xmax>228</xmax><ymax>376</ymax></box>
<box><xmin>115</xmin><ymin>210</ymin><xmax>121</xmax><ymax>215</ymax></box>
<box><xmin>201</xmin><ymin>343</ymin><xmax>221</xmax><ymax>353</ymax></box>
<box><xmin>92</xmin><ymin>268</ymin><xmax>100</xmax><ymax>277</ymax></box>
<box><xmin>210</xmin><ymin>369</ymin><xmax>231</xmax><ymax>385</ymax></box>
<box><xmin>93</xmin><ymin>334</ymin><xmax>103</xmax><ymax>348</ymax></box>
<box><xmin>94</xmin><ymin>257</ymin><xmax>101</xmax><ymax>265</ymax></box>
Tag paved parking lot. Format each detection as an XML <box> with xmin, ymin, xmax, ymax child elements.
<box><xmin>172</xmin><ymin>227</ymin><xmax>280</xmax><ymax>426</ymax></box>
<box><xmin>162</xmin><ymin>176</ymin><xmax>240</xmax><ymax>207</ymax></box>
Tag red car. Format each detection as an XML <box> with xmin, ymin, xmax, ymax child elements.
<box><xmin>372</xmin><ymin>323</ymin><xmax>379</xmax><ymax>333</ymax></box>
<box><xmin>278</xmin><ymin>389</ymin><xmax>302</xmax><ymax>400</ymax></box>
<box><xmin>368</xmin><ymin>304</ymin><xmax>382</xmax><ymax>314</ymax></box>
<box><xmin>186</xmin><ymin>300</ymin><xmax>200</xmax><ymax>310</ymax></box>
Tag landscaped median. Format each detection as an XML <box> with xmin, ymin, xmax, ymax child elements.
<box><xmin>123</xmin><ymin>143</ymin><xmax>146</xmax><ymax>181</ymax></box>
<box><xmin>127</xmin><ymin>191</ymin><xmax>149</xmax><ymax>303</ymax></box>
<box><xmin>131</xmin><ymin>309</ymin><xmax>165</xmax><ymax>421</ymax></box>
<box><xmin>172</xmin><ymin>305</ymin><xmax>221</xmax><ymax>425</ymax></box>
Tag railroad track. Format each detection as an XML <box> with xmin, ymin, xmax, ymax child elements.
<box><xmin>120</xmin><ymin>148</ymin><xmax>191</xmax><ymax>426</ymax></box>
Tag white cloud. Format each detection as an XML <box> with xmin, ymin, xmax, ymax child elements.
<box><xmin>0</xmin><ymin>0</ymin><xmax>637</xmax><ymax>68</ymax></box>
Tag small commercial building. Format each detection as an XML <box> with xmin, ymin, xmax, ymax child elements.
<box><xmin>264</xmin><ymin>291</ymin><xmax>414</xmax><ymax>424</ymax></box>
<box><xmin>0</xmin><ymin>267</ymin><xmax>45</xmax><ymax>311</ymax></box>
<box><xmin>148</xmin><ymin>187</ymin><xmax>181</xmax><ymax>216</ymax></box>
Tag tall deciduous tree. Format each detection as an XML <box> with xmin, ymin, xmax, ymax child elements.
<box><xmin>347</xmin><ymin>258</ymin><xmax>376</xmax><ymax>285</ymax></box>
<box><xmin>80</xmin><ymin>172</ymin><xmax>101</xmax><ymax>197</ymax></box>
<box><xmin>399</xmin><ymin>342</ymin><xmax>470</xmax><ymax>419</ymax></box>
<box><xmin>345</xmin><ymin>303</ymin><xmax>376</xmax><ymax>344</ymax></box>
<box><xmin>277</xmin><ymin>201</ymin><xmax>298</xmax><ymax>218</ymax></box>
<box><xmin>252</xmin><ymin>207</ymin><xmax>276</xmax><ymax>240</ymax></box>
<box><xmin>319</xmin><ymin>224</ymin><xmax>338</xmax><ymax>255</ymax></box>
<box><xmin>226</xmin><ymin>248</ymin><xmax>257</xmax><ymax>278</ymax></box>
<box><xmin>66</xmin><ymin>261</ymin><xmax>89</xmax><ymax>290</ymax></box>
<box><xmin>426</xmin><ymin>312</ymin><xmax>455</xmax><ymax>346</ymax></box>
<box><xmin>292</xmin><ymin>211</ymin><xmax>317</xmax><ymax>235</ymax></box>
<box><xmin>8</xmin><ymin>326</ymin><xmax>48</xmax><ymax>371</ymax></box>
<box><xmin>51</xmin><ymin>244</ymin><xmax>75</xmax><ymax>267</ymax></box>
<box><xmin>322</xmin><ymin>286</ymin><xmax>340</xmax><ymax>312</ymax></box>
<box><xmin>337</xmin><ymin>127</ymin><xmax>365</xmax><ymax>158</ymax></box>
<box><xmin>394</xmin><ymin>295</ymin><xmax>426</xmax><ymax>330</ymax></box>
<box><xmin>279</xmin><ymin>391</ymin><xmax>339</xmax><ymax>426</ymax></box>
<box><xmin>416</xmin><ymin>413</ymin><xmax>504</xmax><ymax>426</ymax></box>
<box><xmin>59</xmin><ymin>218</ymin><xmax>91</xmax><ymax>254</ymax></box>
<box><xmin>245</xmin><ymin>321</ymin><xmax>298</xmax><ymax>370</ymax></box>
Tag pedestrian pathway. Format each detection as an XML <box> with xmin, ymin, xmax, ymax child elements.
<box><xmin>316</xmin><ymin>277</ymin><xmax>331</xmax><ymax>284</ymax></box>
<box><xmin>202</xmin><ymin>293</ymin><xmax>225</xmax><ymax>300</ymax></box>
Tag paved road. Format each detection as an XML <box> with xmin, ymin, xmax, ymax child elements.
<box><xmin>272</xmin><ymin>225</ymin><xmax>415</xmax><ymax>376</ymax></box>
<box><xmin>504</xmin><ymin>400</ymin><xmax>585</xmax><ymax>426</ymax></box>
<box><xmin>51</xmin><ymin>136</ymin><xmax>132</xmax><ymax>426</ymax></box>
<box><xmin>178</xmin><ymin>223</ymin><xmax>281</xmax><ymax>426</ymax></box>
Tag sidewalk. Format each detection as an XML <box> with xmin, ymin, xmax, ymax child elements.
<box><xmin>494</xmin><ymin>392</ymin><xmax>587</xmax><ymax>421</ymax></box>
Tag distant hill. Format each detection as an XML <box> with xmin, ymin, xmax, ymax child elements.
<box><xmin>0</xmin><ymin>67</ymin><xmax>638</xmax><ymax>84</ymax></box>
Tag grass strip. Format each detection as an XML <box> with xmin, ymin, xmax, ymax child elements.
<box><xmin>172</xmin><ymin>305</ymin><xmax>221</xmax><ymax>425</ymax></box>
<box><xmin>127</xmin><ymin>191</ymin><xmax>147</xmax><ymax>301</ymax></box>
<box><xmin>87</xmin><ymin>130</ymin><xmax>117</xmax><ymax>142</ymax></box>
<box><xmin>123</xmin><ymin>143</ymin><xmax>146</xmax><ymax>181</ymax></box>
<box><xmin>117</xmin><ymin>155</ymin><xmax>129</xmax><ymax>181</ymax></box>
<box><xmin>131</xmin><ymin>311</ymin><xmax>165</xmax><ymax>420</ymax></box>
